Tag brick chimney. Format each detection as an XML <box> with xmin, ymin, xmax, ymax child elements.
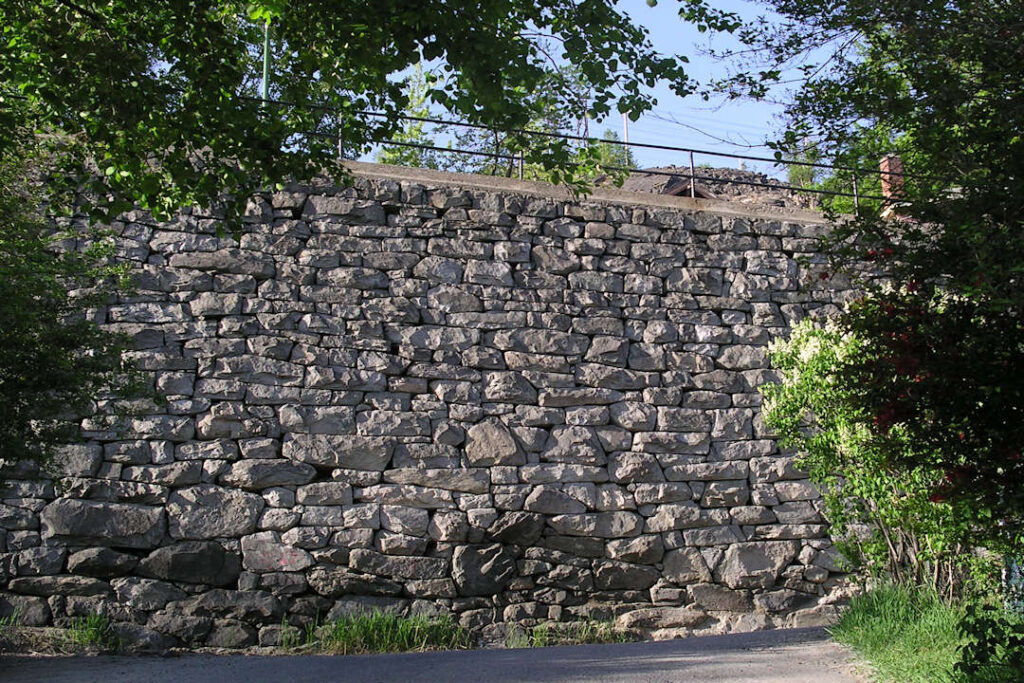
<box><xmin>879</xmin><ymin>154</ymin><xmax>905</xmax><ymax>200</ymax></box>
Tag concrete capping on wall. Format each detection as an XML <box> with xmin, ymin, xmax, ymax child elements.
<box><xmin>345</xmin><ymin>161</ymin><xmax>835</xmax><ymax>225</ymax></box>
<box><xmin>0</xmin><ymin>167</ymin><xmax>855</xmax><ymax>650</ymax></box>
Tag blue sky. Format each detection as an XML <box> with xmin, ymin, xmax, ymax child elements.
<box><xmin>364</xmin><ymin>1</ymin><xmax>794</xmax><ymax>178</ymax></box>
<box><xmin>612</xmin><ymin>0</ymin><xmax>787</xmax><ymax>175</ymax></box>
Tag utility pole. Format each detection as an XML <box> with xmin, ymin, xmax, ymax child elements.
<box><xmin>261</xmin><ymin>19</ymin><xmax>270</xmax><ymax>103</ymax></box>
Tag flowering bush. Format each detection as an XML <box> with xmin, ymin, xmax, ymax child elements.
<box><xmin>763</xmin><ymin>317</ymin><xmax>999</xmax><ymax>594</ymax></box>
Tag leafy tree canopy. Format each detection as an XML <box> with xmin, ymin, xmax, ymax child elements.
<box><xmin>1</xmin><ymin>0</ymin><xmax>706</xmax><ymax>220</ymax></box>
<box><xmin>705</xmin><ymin>0</ymin><xmax>1024</xmax><ymax>547</ymax></box>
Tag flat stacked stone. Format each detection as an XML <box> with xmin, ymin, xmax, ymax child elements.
<box><xmin>0</xmin><ymin>165</ymin><xmax>851</xmax><ymax>649</ymax></box>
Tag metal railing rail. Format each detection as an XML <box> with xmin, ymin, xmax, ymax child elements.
<box><xmin>305</xmin><ymin>131</ymin><xmax>889</xmax><ymax>203</ymax></box>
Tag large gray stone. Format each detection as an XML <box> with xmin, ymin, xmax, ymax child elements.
<box><xmin>451</xmin><ymin>544</ymin><xmax>517</xmax><ymax>596</ymax></box>
<box><xmin>358</xmin><ymin>484</ymin><xmax>453</xmax><ymax>509</ymax></box>
<box><xmin>8</xmin><ymin>575</ymin><xmax>112</xmax><ymax>597</ymax></box>
<box><xmin>662</xmin><ymin>548</ymin><xmax>712</xmax><ymax>585</ymax></box>
<box><xmin>53</xmin><ymin>443</ymin><xmax>102</xmax><ymax>477</ymax></box>
<box><xmin>608</xmin><ymin>453</ymin><xmax>664</xmax><ymax>483</ymax></box>
<box><xmin>593</xmin><ymin>559</ymin><xmax>659</xmax><ymax>590</ymax></box>
<box><xmin>715</xmin><ymin>541</ymin><xmax>801</xmax><ymax>589</ymax></box>
<box><xmin>15</xmin><ymin>545</ymin><xmax>66</xmax><ymax>575</ymax></box>
<box><xmin>606</xmin><ymin>535</ymin><xmax>664</xmax><ymax>564</ymax></box>
<box><xmin>616</xmin><ymin>607</ymin><xmax>708</xmax><ymax>630</ymax></box>
<box><xmin>538</xmin><ymin>388</ymin><xmax>624</xmax><ymax>407</ymax></box>
<box><xmin>426</xmin><ymin>285</ymin><xmax>482</xmax><ymax>313</ymax></box>
<box><xmin>283</xmin><ymin>434</ymin><xmax>394</xmax><ymax>470</ymax></box>
<box><xmin>357</xmin><ymin>411</ymin><xmax>429</xmax><ymax>437</ymax></box>
<box><xmin>146</xmin><ymin>611</ymin><xmax>212</xmax><ymax>644</ymax></box>
<box><xmin>348</xmin><ymin>549</ymin><xmax>448</xmax><ymax>580</ymax></box>
<box><xmin>168</xmin><ymin>249</ymin><xmax>275</xmax><ymax>278</ymax></box>
<box><xmin>306</xmin><ymin>567</ymin><xmax>402</xmax><ymax>597</ymax></box>
<box><xmin>486</xmin><ymin>512</ymin><xmax>545</xmax><ymax>546</ymax></box>
<box><xmin>211</xmin><ymin>355</ymin><xmax>304</xmax><ymax>386</ymax></box>
<box><xmin>482</xmin><ymin>372</ymin><xmax>537</xmax><ymax>404</ymax></box>
<box><xmin>609</xmin><ymin>401</ymin><xmax>657</xmax><ymax>431</ymax></box>
<box><xmin>523</xmin><ymin>486</ymin><xmax>587</xmax><ymax>515</ymax></box>
<box><xmin>533</xmin><ymin>246</ymin><xmax>580</xmax><ymax>274</ymax></box>
<box><xmin>40</xmin><ymin>499</ymin><xmax>165</xmax><ymax>549</ymax></box>
<box><xmin>279</xmin><ymin>405</ymin><xmax>356</xmax><ymax>435</ymax></box>
<box><xmin>644</xmin><ymin>503</ymin><xmax>729</xmax><ymax>533</ymax></box>
<box><xmin>380</xmin><ymin>505</ymin><xmax>430</xmax><ymax>537</ymax></box>
<box><xmin>519</xmin><ymin>464</ymin><xmax>609</xmax><ymax>484</ymax></box>
<box><xmin>491</xmin><ymin>329</ymin><xmax>589</xmax><ymax>355</ymax></box>
<box><xmin>241</xmin><ymin>531</ymin><xmax>314</xmax><ymax>573</ymax></box>
<box><xmin>0</xmin><ymin>594</ymin><xmax>50</xmax><ymax>626</ymax></box>
<box><xmin>220</xmin><ymin>459</ymin><xmax>317</xmax><ymax>490</ymax></box>
<box><xmin>137</xmin><ymin>541</ymin><xmax>242</xmax><ymax>586</ymax></box>
<box><xmin>0</xmin><ymin>503</ymin><xmax>38</xmax><ymax>530</ymax></box>
<box><xmin>541</xmin><ymin>426</ymin><xmax>606</xmax><ymax>465</ymax></box>
<box><xmin>702</xmin><ymin>480</ymin><xmax>750</xmax><ymax>507</ymax></box>
<box><xmin>296</xmin><ymin>482</ymin><xmax>353</xmax><ymax>505</ymax></box>
<box><xmin>177</xmin><ymin>589</ymin><xmax>283</xmax><ymax>622</ymax></box>
<box><xmin>67</xmin><ymin>548</ymin><xmax>139</xmax><ymax>578</ymax></box>
<box><xmin>547</xmin><ymin>511</ymin><xmax>643</xmax><ymax>538</ymax></box>
<box><xmin>384</xmin><ymin>468</ymin><xmax>489</xmax><ymax>494</ymax></box>
<box><xmin>633</xmin><ymin>483</ymin><xmax>693</xmax><ymax>504</ymax></box>
<box><xmin>465</xmin><ymin>419</ymin><xmax>523</xmax><ymax>466</ymax></box>
<box><xmin>413</xmin><ymin>255</ymin><xmax>463</xmax><ymax>283</ymax></box>
<box><xmin>304</xmin><ymin>367</ymin><xmax>387</xmax><ymax>392</ymax></box>
<box><xmin>688</xmin><ymin>583</ymin><xmax>753</xmax><ymax>612</ymax></box>
<box><xmin>167</xmin><ymin>485</ymin><xmax>264</xmax><ymax>539</ymax></box>
<box><xmin>111</xmin><ymin>576</ymin><xmax>187</xmax><ymax>611</ymax></box>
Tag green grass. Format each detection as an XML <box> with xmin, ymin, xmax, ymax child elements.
<box><xmin>506</xmin><ymin>620</ymin><xmax>633</xmax><ymax>649</ymax></box>
<box><xmin>285</xmin><ymin>612</ymin><xmax>472</xmax><ymax>655</ymax></box>
<box><xmin>0</xmin><ymin>612</ymin><xmax>19</xmax><ymax>631</ymax></box>
<box><xmin>829</xmin><ymin>583</ymin><xmax>1024</xmax><ymax>682</ymax></box>
<box><xmin>831</xmin><ymin>584</ymin><xmax>963</xmax><ymax>681</ymax></box>
<box><xmin>62</xmin><ymin>614</ymin><xmax>119</xmax><ymax>652</ymax></box>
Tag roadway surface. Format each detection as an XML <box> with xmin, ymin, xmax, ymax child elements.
<box><xmin>0</xmin><ymin>626</ymin><xmax>866</xmax><ymax>682</ymax></box>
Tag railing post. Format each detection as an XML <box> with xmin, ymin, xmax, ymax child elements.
<box><xmin>852</xmin><ymin>172</ymin><xmax>860</xmax><ymax>212</ymax></box>
<box><xmin>689</xmin><ymin>151</ymin><xmax>696</xmax><ymax>198</ymax></box>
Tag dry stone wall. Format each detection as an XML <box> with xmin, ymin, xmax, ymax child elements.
<box><xmin>0</xmin><ymin>163</ymin><xmax>855</xmax><ymax>649</ymax></box>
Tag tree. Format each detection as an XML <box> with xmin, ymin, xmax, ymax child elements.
<box><xmin>704</xmin><ymin>0</ymin><xmax>1024</xmax><ymax>553</ymax></box>
<box><xmin>594</xmin><ymin>130</ymin><xmax>638</xmax><ymax>171</ymax></box>
<box><xmin>783</xmin><ymin>141</ymin><xmax>820</xmax><ymax>190</ymax></box>
<box><xmin>0</xmin><ymin>143</ymin><xmax>137</xmax><ymax>471</ymax></box>
<box><xmin>1</xmin><ymin>0</ymin><xmax>698</xmax><ymax>220</ymax></box>
<box><xmin>440</xmin><ymin>64</ymin><xmax>596</xmax><ymax>179</ymax></box>
<box><xmin>374</xmin><ymin>63</ymin><xmax>446</xmax><ymax>171</ymax></box>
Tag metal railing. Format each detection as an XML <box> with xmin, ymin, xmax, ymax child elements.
<box><xmin>271</xmin><ymin>97</ymin><xmax>928</xmax><ymax>209</ymax></box>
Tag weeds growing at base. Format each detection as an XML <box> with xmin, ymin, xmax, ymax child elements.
<box><xmin>62</xmin><ymin>614</ymin><xmax>119</xmax><ymax>652</ymax></box>
<box><xmin>505</xmin><ymin>620</ymin><xmax>632</xmax><ymax>649</ymax></box>
<box><xmin>281</xmin><ymin>611</ymin><xmax>472</xmax><ymax>654</ymax></box>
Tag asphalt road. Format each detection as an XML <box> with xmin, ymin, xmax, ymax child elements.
<box><xmin>0</xmin><ymin>627</ymin><xmax>864</xmax><ymax>683</ymax></box>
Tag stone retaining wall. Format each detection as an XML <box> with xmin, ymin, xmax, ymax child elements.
<box><xmin>0</xmin><ymin>163</ymin><xmax>855</xmax><ymax>649</ymax></box>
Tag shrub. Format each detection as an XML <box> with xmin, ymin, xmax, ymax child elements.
<box><xmin>763</xmin><ymin>318</ymin><xmax>995</xmax><ymax>595</ymax></box>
